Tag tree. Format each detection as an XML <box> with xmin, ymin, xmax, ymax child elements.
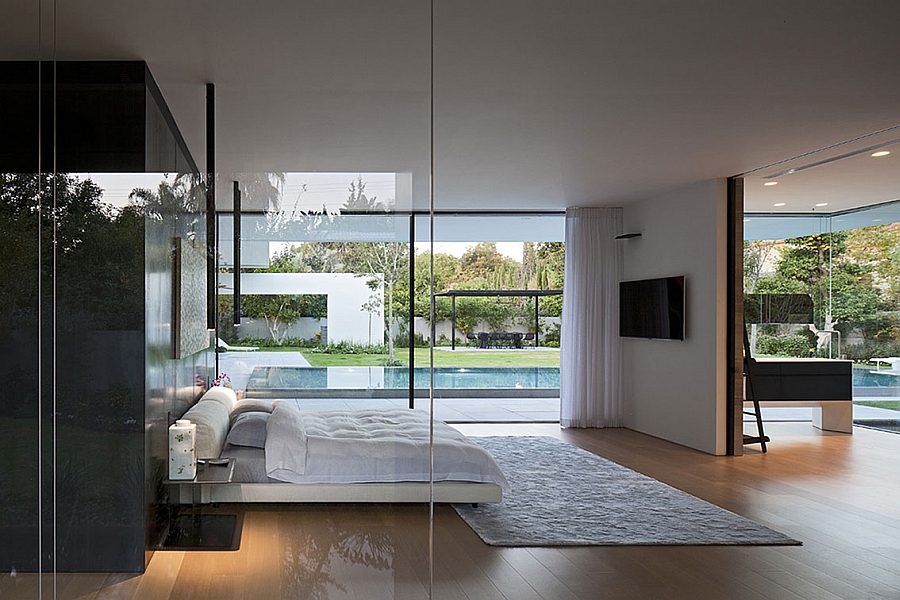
<box><xmin>460</xmin><ymin>242</ymin><xmax>512</xmax><ymax>282</ymax></box>
<box><xmin>846</xmin><ymin>223</ymin><xmax>900</xmax><ymax>310</ymax></box>
<box><xmin>342</xmin><ymin>176</ymin><xmax>385</xmax><ymax>212</ymax></box>
<box><xmin>755</xmin><ymin>232</ymin><xmax>881</xmax><ymax>332</ymax></box>
<box><xmin>343</xmin><ymin>241</ymin><xmax>408</xmax><ymax>361</ymax></box>
<box><xmin>241</xmin><ymin>294</ymin><xmax>302</xmax><ymax>343</ymax></box>
<box><xmin>743</xmin><ymin>239</ymin><xmax>778</xmax><ymax>293</ymax></box>
<box><xmin>535</xmin><ymin>242</ymin><xmax>564</xmax><ymax>317</ymax></box>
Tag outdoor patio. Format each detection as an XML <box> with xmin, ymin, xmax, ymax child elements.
<box><xmin>217</xmin><ymin>350</ymin><xmax>900</xmax><ymax>425</ymax></box>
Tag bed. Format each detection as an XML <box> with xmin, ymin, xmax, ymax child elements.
<box><xmin>172</xmin><ymin>388</ymin><xmax>508</xmax><ymax>504</ymax></box>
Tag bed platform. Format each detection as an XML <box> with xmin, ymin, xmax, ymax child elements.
<box><xmin>171</xmin><ymin>388</ymin><xmax>507</xmax><ymax>505</ymax></box>
<box><xmin>175</xmin><ymin>481</ymin><xmax>502</xmax><ymax>505</ymax></box>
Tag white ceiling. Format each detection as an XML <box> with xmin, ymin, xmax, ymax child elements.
<box><xmin>3</xmin><ymin>0</ymin><xmax>900</xmax><ymax>211</ymax></box>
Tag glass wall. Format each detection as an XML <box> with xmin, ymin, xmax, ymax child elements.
<box><xmin>0</xmin><ymin>57</ymin><xmax>212</xmax><ymax>591</ymax></box>
<box><xmin>413</xmin><ymin>213</ymin><xmax>564</xmax><ymax>422</ymax></box>
<box><xmin>745</xmin><ymin>201</ymin><xmax>900</xmax><ymax>426</ymax></box>
<box><xmin>216</xmin><ymin>172</ymin><xmax>415</xmax><ymax>409</ymax></box>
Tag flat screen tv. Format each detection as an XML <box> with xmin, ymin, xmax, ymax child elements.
<box><xmin>619</xmin><ymin>276</ymin><xmax>685</xmax><ymax>340</ymax></box>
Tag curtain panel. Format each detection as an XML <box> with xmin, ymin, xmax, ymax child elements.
<box><xmin>560</xmin><ymin>206</ymin><xmax>624</xmax><ymax>428</ymax></box>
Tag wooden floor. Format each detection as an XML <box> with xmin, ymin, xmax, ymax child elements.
<box><xmin>3</xmin><ymin>422</ymin><xmax>900</xmax><ymax>599</ymax></box>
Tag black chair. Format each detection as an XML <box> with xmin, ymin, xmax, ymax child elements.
<box><xmin>489</xmin><ymin>332</ymin><xmax>501</xmax><ymax>348</ymax></box>
<box><xmin>477</xmin><ymin>332</ymin><xmax>490</xmax><ymax>348</ymax></box>
<box><xmin>501</xmin><ymin>332</ymin><xmax>514</xmax><ymax>348</ymax></box>
<box><xmin>523</xmin><ymin>332</ymin><xmax>535</xmax><ymax>347</ymax></box>
<box><xmin>466</xmin><ymin>332</ymin><xmax>477</xmax><ymax>347</ymax></box>
<box><xmin>512</xmin><ymin>332</ymin><xmax>523</xmax><ymax>349</ymax></box>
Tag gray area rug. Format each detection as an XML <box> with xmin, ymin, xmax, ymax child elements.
<box><xmin>453</xmin><ymin>436</ymin><xmax>800</xmax><ymax>547</ymax></box>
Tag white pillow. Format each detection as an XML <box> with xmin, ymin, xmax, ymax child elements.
<box><xmin>266</xmin><ymin>402</ymin><xmax>308</xmax><ymax>478</ymax></box>
<box><xmin>201</xmin><ymin>386</ymin><xmax>237</xmax><ymax>412</ymax></box>
<box><xmin>230</xmin><ymin>399</ymin><xmax>274</xmax><ymax>424</ymax></box>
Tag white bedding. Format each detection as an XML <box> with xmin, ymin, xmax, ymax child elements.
<box><xmin>265</xmin><ymin>405</ymin><xmax>509</xmax><ymax>491</ymax></box>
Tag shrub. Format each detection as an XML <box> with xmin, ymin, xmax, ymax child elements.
<box><xmin>393</xmin><ymin>331</ymin><xmax>428</xmax><ymax>348</ymax></box>
<box><xmin>844</xmin><ymin>339</ymin><xmax>900</xmax><ymax>363</ymax></box>
<box><xmin>230</xmin><ymin>336</ymin><xmax>319</xmax><ymax>348</ymax></box>
<box><xmin>543</xmin><ymin>322</ymin><xmax>561</xmax><ymax>348</ymax></box>
<box><xmin>756</xmin><ymin>334</ymin><xmax>811</xmax><ymax>357</ymax></box>
<box><xmin>306</xmin><ymin>341</ymin><xmax>388</xmax><ymax>355</ymax></box>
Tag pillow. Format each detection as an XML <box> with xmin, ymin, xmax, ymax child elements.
<box><xmin>265</xmin><ymin>402</ymin><xmax>308</xmax><ymax>479</ymax></box>
<box><xmin>200</xmin><ymin>386</ymin><xmax>237</xmax><ymax>412</ymax></box>
<box><xmin>180</xmin><ymin>399</ymin><xmax>230</xmax><ymax>458</ymax></box>
<box><xmin>230</xmin><ymin>399</ymin><xmax>274</xmax><ymax>424</ymax></box>
<box><xmin>225</xmin><ymin>411</ymin><xmax>270</xmax><ymax>449</ymax></box>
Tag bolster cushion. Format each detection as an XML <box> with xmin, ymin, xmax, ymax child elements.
<box><xmin>200</xmin><ymin>385</ymin><xmax>237</xmax><ymax>412</ymax></box>
<box><xmin>181</xmin><ymin>399</ymin><xmax>230</xmax><ymax>458</ymax></box>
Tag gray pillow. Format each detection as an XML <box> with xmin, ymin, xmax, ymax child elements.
<box><xmin>225</xmin><ymin>411</ymin><xmax>270</xmax><ymax>448</ymax></box>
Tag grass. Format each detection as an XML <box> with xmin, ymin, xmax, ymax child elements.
<box><xmin>854</xmin><ymin>400</ymin><xmax>900</xmax><ymax>411</ymax></box>
<box><xmin>297</xmin><ymin>347</ymin><xmax>560</xmax><ymax>368</ymax></box>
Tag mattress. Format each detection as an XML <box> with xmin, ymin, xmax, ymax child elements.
<box><xmin>264</xmin><ymin>406</ymin><xmax>509</xmax><ymax>490</ymax></box>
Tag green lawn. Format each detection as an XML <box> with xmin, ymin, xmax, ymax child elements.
<box><xmin>299</xmin><ymin>347</ymin><xmax>560</xmax><ymax>367</ymax></box>
<box><xmin>854</xmin><ymin>400</ymin><xmax>900</xmax><ymax>411</ymax></box>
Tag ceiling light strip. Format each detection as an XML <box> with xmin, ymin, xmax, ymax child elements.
<box><xmin>737</xmin><ymin>124</ymin><xmax>900</xmax><ymax>177</ymax></box>
<box><xmin>761</xmin><ymin>138</ymin><xmax>900</xmax><ymax>180</ymax></box>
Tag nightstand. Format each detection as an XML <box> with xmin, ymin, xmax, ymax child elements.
<box><xmin>159</xmin><ymin>458</ymin><xmax>242</xmax><ymax>550</ymax></box>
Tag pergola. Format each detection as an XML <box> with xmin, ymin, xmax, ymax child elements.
<box><xmin>432</xmin><ymin>289</ymin><xmax>563</xmax><ymax>350</ymax></box>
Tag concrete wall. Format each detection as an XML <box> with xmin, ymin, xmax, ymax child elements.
<box><xmin>622</xmin><ymin>179</ymin><xmax>728</xmax><ymax>455</ymax></box>
<box><xmin>220</xmin><ymin>272</ymin><xmax>383</xmax><ymax>344</ymax></box>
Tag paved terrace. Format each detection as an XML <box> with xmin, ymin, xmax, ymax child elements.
<box><xmin>218</xmin><ymin>350</ymin><xmax>900</xmax><ymax>424</ymax></box>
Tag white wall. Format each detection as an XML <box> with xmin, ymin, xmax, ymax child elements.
<box><xmin>622</xmin><ymin>179</ymin><xmax>728</xmax><ymax>455</ymax></box>
<box><xmin>219</xmin><ymin>272</ymin><xmax>384</xmax><ymax>345</ymax></box>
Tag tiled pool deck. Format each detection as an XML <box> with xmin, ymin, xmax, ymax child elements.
<box><xmin>218</xmin><ymin>350</ymin><xmax>900</xmax><ymax>424</ymax></box>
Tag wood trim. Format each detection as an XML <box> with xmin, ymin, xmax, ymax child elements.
<box><xmin>727</xmin><ymin>177</ymin><xmax>744</xmax><ymax>455</ymax></box>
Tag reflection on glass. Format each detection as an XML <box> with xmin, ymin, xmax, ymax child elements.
<box><xmin>217</xmin><ymin>173</ymin><xmax>412</xmax><ymax>404</ymax></box>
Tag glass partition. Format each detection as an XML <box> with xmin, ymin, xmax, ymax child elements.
<box><xmin>413</xmin><ymin>213</ymin><xmax>564</xmax><ymax>422</ymax></box>
<box><xmin>745</xmin><ymin>202</ymin><xmax>900</xmax><ymax>425</ymax></box>
<box><xmin>217</xmin><ymin>173</ymin><xmax>415</xmax><ymax>409</ymax></box>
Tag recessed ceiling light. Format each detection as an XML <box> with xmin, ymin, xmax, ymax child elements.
<box><xmin>872</xmin><ymin>151</ymin><xmax>891</xmax><ymax>157</ymax></box>
<box><xmin>815</xmin><ymin>203</ymin><xmax>828</xmax><ymax>207</ymax></box>
<box><xmin>764</xmin><ymin>181</ymin><xmax>778</xmax><ymax>186</ymax></box>
<box><xmin>773</xmin><ymin>203</ymin><xmax>786</xmax><ymax>207</ymax></box>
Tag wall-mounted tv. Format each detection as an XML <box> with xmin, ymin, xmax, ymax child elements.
<box><xmin>619</xmin><ymin>276</ymin><xmax>685</xmax><ymax>340</ymax></box>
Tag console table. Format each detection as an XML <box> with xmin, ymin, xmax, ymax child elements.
<box><xmin>746</xmin><ymin>358</ymin><xmax>853</xmax><ymax>434</ymax></box>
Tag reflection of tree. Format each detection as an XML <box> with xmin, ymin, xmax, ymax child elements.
<box><xmin>0</xmin><ymin>173</ymin><xmax>146</xmax><ymax>334</ymax></box>
<box><xmin>282</xmin><ymin>521</ymin><xmax>393</xmax><ymax>600</ymax></box>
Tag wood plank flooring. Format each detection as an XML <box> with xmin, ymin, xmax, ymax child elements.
<box><xmin>3</xmin><ymin>422</ymin><xmax>900</xmax><ymax>599</ymax></box>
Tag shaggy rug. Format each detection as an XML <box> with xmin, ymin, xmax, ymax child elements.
<box><xmin>453</xmin><ymin>436</ymin><xmax>800</xmax><ymax>547</ymax></box>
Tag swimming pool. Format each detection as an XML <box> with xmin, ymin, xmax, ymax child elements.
<box><xmin>247</xmin><ymin>366</ymin><xmax>560</xmax><ymax>391</ymax></box>
<box><xmin>854</xmin><ymin>366</ymin><xmax>900</xmax><ymax>387</ymax></box>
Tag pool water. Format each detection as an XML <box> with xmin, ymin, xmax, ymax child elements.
<box><xmin>247</xmin><ymin>366</ymin><xmax>560</xmax><ymax>390</ymax></box>
<box><xmin>853</xmin><ymin>366</ymin><xmax>900</xmax><ymax>388</ymax></box>
<box><xmin>245</xmin><ymin>364</ymin><xmax>899</xmax><ymax>395</ymax></box>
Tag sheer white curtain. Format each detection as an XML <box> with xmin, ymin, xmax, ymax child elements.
<box><xmin>560</xmin><ymin>206</ymin><xmax>624</xmax><ymax>428</ymax></box>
